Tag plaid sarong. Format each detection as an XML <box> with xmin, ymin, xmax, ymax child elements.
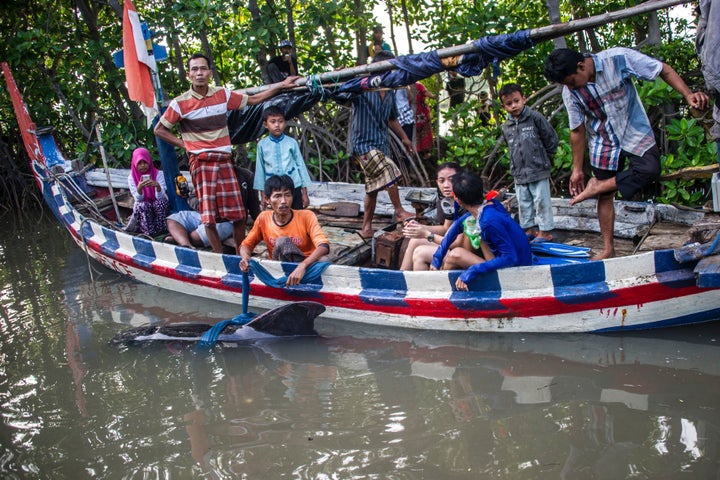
<box><xmin>356</xmin><ymin>149</ymin><xmax>402</xmax><ymax>194</ymax></box>
<box><xmin>189</xmin><ymin>152</ymin><xmax>245</xmax><ymax>224</ymax></box>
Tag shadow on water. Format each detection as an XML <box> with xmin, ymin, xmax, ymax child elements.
<box><xmin>0</xmin><ymin>211</ymin><xmax>719</xmax><ymax>478</ymax></box>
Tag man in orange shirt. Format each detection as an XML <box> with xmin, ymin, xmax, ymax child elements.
<box><xmin>239</xmin><ymin>175</ymin><xmax>330</xmax><ymax>286</ymax></box>
<box><xmin>154</xmin><ymin>53</ymin><xmax>297</xmax><ymax>253</ymax></box>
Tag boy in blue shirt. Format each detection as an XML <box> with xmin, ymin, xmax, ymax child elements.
<box><xmin>431</xmin><ymin>171</ymin><xmax>532</xmax><ymax>291</ymax></box>
<box><xmin>254</xmin><ymin>106</ymin><xmax>312</xmax><ymax>210</ymax></box>
<box><xmin>499</xmin><ymin>83</ymin><xmax>558</xmax><ymax>242</ymax></box>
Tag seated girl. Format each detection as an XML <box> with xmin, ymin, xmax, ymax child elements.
<box><xmin>400</xmin><ymin>162</ymin><xmax>469</xmax><ymax>270</ymax></box>
<box><xmin>127</xmin><ymin>147</ymin><xmax>169</xmax><ymax>237</ymax></box>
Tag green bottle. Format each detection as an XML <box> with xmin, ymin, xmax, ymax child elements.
<box><xmin>463</xmin><ymin>216</ymin><xmax>481</xmax><ymax>250</ymax></box>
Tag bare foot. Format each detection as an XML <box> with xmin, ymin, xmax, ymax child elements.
<box><xmin>359</xmin><ymin>229</ymin><xmax>374</xmax><ymax>239</ymax></box>
<box><xmin>535</xmin><ymin>231</ymin><xmax>553</xmax><ymax>242</ymax></box>
<box><xmin>394</xmin><ymin>209</ymin><xmax>414</xmax><ymax>223</ymax></box>
<box><xmin>570</xmin><ymin>178</ymin><xmax>601</xmax><ymax>205</ymax></box>
<box><xmin>591</xmin><ymin>248</ymin><xmax>615</xmax><ymax>260</ymax></box>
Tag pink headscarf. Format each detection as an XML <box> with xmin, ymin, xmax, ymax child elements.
<box><xmin>131</xmin><ymin>147</ymin><xmax>160</xmax><ymax>202</ymax></box>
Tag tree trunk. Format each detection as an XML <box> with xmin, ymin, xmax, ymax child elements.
<box><xmin>545</xmin><ymin>0</ymin><xmax>566</xmax><ymax>49</ymax></box>
<box><xmin>400</xmin><ymin>0</ymin><xmax>413</xmax><ymax>55</ymax></box>
<box><xmin>355</xmin><ymin>0</ymin><xmax>368</xmax><ymax>65</ymax></box>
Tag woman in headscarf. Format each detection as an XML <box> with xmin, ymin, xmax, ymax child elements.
<box><xmin>127</xmin><ymin>147</ymin><xmax>169</xmax><ymax>237</ymax></box>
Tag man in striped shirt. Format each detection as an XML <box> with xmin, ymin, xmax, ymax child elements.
<box><xmin>349</xmin><ymin>50</ymin><xmax>415</xmax><ymax>238</ymax></box>
<box><xmin>155</xmin><ymin>53</ymin><xmax>297</xmax><ymax>253</ymax></box>
<box><xmin>545</xmin><ymin>48</ymin><xmax>709</xmax><ymax>259</ymax></box>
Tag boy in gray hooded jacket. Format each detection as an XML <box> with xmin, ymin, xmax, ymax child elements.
<box><xmin>499</xmin><ymin>83</ymin><xmax>558</xmax><ymax>242</ymax></box>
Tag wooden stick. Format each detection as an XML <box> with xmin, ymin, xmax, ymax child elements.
<box><xmin>244</xmin><ymin>0</ymin><xmax>688</xmax><ymax>95</ymax></box>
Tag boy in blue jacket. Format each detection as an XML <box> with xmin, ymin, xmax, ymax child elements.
<box><xmin>499</xmin><ymin>83</ymin><xmax>558</xmax><ymax>242</ymax></box>
<box><xmin>431</xmin><ymin>171</ymin><xmax>532</xmax><ymax>291</ymax></box>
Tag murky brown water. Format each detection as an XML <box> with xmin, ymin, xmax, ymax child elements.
<box><xmin>1</xmin><ymin>211</ymin><xmax>719</xmax><ymax>478</ymax></box>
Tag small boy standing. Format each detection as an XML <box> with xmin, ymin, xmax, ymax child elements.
<box><xmin>254</xmin><ymin>106</ymin><xmax>312</xmax><ymax>210</ymax></box>
<box><xmin>499</xmin><ymin>83</ymin><xmax>558</xmax><ymax>242</ymax></box>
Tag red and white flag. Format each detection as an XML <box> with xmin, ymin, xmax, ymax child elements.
<box><xmin>123</xmin><ymin>0</ymin><xmax>158</xmax><ymax>127</ymax></box>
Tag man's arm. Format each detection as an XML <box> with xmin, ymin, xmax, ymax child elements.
<box><xmin>569</xmin><ymin>125</ymin><xmax>586</xmax><ymax>198</ymax></box>
<box><xmin>659</xmin><ymin>63</ymin><xmax>710</xmax><ymax>110</ymax></box>
<box><xmin>244</xmin><ymin>75</ymin><xmax>299</xmax><ymax>106</ymax></box>
<box><xmin>286</xmin><ymin>243</ymin><xmax>329</xmax><ymax>286</ymax></box>
<box><xmin>389</xmin><ymin>117</ymin><xmax>413</xmax><ymax>153</ymax></box>
<box><xmin>153</xmin><ymin>122</ymin><xmax>185</xmax><ymax>150</ymax></box>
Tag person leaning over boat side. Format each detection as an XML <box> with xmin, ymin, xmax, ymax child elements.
<box><xmin>430</xmin><ymin>171</ymin><xmax>532</xmax><ymax>292</ymax></box>
<box><xmin>154</xmin><ymin>53</ymin><xmax>298</xmax><ymax>254</ymax></box>
<box><xmin>239</xmin><ymin>175</ymin><xmax>330</xmax><ymax>286</ymax></box>
<box><xmin>348</xmin><ymin>50</ymin><xmax>414</xmax><ymax>239</ymax></box>
<box><xmin>127</xmin><ymin>147</ymin><xmax>169</xmax><ymax>237</ymax></box>
<box><xmin>544</xmin><ymin>47</ymin><xmax>710</xmax><ymax>260</ymax></box>
<box><xmin>400</xmin><ymin>162</ymin><xmax>467</xmax><ymax>271</ymax></box>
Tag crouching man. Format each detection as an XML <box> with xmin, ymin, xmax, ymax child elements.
<box><xmin>239</xmin><ymin>175</ymin><xmax>330</xmax><ymax>286</ymax></box>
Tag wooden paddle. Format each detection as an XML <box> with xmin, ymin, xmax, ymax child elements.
<box><xmin>307</xmin><ymin>201</ymin><xmax>360</xmax><ymax>217</ymax></box>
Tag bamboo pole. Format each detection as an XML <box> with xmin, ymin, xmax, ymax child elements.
<box><xmin>244</xmin><ymin>0</ymin><xmax>688</xmax><ymax>95</ymax></box>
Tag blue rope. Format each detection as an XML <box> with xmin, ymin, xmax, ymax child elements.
<box><xmin>197</xmin><ymin>271</ymin><xmax>256</xmax><ymax>350</ymax></box>
<box><xmin>249</xmin><ymin>258</ymin><xmax>330</xmax><ymax>287</ymax></box>
<box><xmin>705</xmin><ymin>230</ymin><xmax>720</xmax><ymax>257</ymax></box>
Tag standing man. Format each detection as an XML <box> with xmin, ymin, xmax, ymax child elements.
<box><xmin>349</xmin><ymin>50</ymin><xmax>414</xmax><ymax>238</ymax></box>
<box><xmin>154</xmin><ymin>53</ymin><xmax>297</xmax><ymax>254</ymax></box>
<box><xmin>544</xmin><ymin>47</ymin><xmax>709</xmax><ymax>259</ymax></box>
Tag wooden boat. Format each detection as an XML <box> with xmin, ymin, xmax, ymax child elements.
<box><xmin>4</xmin><ymin>51</ymin><xmax>720</xmax><ymax>332</ymax></box>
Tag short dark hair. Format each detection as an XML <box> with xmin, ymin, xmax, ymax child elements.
<box><xmin>451</xmin><ymin>171</ymin><xmax>485</xmax><ymax>206</ymax></box>
<box><xmin>372</xmin><ymin>50</ymin><xmax>395</xmax><ymax>63</ymax></box>
<box><xmin>264</xmin><ymin>174</ymin><xmax>295</xmax><ymax>197</ymax></box>
<box><xmin>187</xmin><ymin>53</ymin><xmax>212</xmax><ymax>70</ymax></box>
<box><xmin>498</xmin><ymin>83</ymin><xmax>523</xmax><ymax>99</ymax></box>
<box><xmin>544</xmin><ymin>48</ymin><xmax>585</xmax><ymax>84</ymax></box>
<box><xmin>262</xmin><ymin>105</ymin><xmax>286</xmax><ymax>121</ymax></box>
<box><xmin>372</xmin><ymin>26</ymin><xmax>383</xmax><ymax>33</ymax></box>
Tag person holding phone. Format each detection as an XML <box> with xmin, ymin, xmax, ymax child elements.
<box><xmin>127</xmin><ymin>147</ymin><xmax>169</xmax><ymax>237</ymax></box>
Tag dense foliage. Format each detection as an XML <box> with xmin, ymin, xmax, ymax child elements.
<box><xmin>0</xmin><ymin>0</ymin><xmax>713</xmax><ymax>213</ymax></box>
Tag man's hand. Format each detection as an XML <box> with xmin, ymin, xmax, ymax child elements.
<box><xmin>569</xmin><ymin>169</ymin><xmax>586</xmax><ymax>198</ymax></box>
<box><xmin>455</xmin><ymin>277</ymin><xmax>468</xmax><ymax>291</ymax></box>
<box><xmin>685</xmin><ymin>91</ymin><xmax>711</xmax><ymax>111</ymax></box>
<box><xmin>239</xmin><ymin>255</ymin><xmax>251</xmax><ymax>272</ymax></box>
<box><xmin>279</xmin><ymin>75</ymin><xmax>299</xmax><ymax>89</ymax></box>
<box><xmin>286</xmin><ymin>263</ymin><xmax>306</xmax><ymax>286</ymax></box>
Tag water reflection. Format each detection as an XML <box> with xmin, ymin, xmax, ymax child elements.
<box><xmin>1</xmin><ymin>214</ymin><xmax>719</xmax><ymax>478</ymax></box>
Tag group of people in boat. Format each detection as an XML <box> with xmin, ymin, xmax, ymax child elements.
<box><xmin>126</xmin><ymin>42</ymin><xmax>710</xmax><ymax>288</ymax></box>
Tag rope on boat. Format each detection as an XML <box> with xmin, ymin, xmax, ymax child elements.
<box><xmin>248</xmin><ymin>258</ymin><xmax>330</xmax><ymax>288</ymax></box>
<box><xmin>197</xmin><ymin>271</ymin><xmax>256</xmax><ymax>350</ymax></box>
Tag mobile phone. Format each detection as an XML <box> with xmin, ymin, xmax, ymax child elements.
<box><xmin>141</xmin><ymin>174</ymin><xmax>150</xmax><ymax>182</ymax></box>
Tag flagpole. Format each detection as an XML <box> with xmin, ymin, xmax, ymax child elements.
<box><xmin>242</xmin><ymin>0</ymin><xmax>688</xmax><ymax>95</ymax></box>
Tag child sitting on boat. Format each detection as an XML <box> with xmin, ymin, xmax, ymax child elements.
<box><xmin>431</xmin><ymin>171</ymin><xmax>532</xmax><ymax>291</ymax></box>
<box><xmin>240</xmin><ymin>175</ymin><xmax>330</xmax><ymax>286</ymax></box>
<box><xmin>254</xmin><ymin>106</ymin><xmax>312</xmax><ymax>210</ymax></box>
<box><xmin>400</xmin><ymin>162</ymin><xmax>468</xmax><ymax>270</ymax></box>
<box><xmin>127</xmin><ymin>147</ymin><xmax>169</xmax><ymax>238</ymax></box>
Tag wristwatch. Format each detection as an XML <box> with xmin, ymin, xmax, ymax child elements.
<box><xmin>426</xmin><ymin>232</ymin><xmax>434</xmax><ymax>242</ymax></box>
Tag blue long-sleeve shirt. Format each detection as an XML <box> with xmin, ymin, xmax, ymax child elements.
<box><xmin>431</xmin><ymin>199</ymin><xmax>532</xmax><ymax>284</ymax></box>
<box><xmin>254</xmin><ymin>133</ymin><xmax>312</xmax><ymax>192</ymax></box>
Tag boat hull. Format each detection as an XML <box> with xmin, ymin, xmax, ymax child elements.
<box><xmin>41</xmin><ymin>168</ymin><xmax>720</xmax><ymax>332</ymax></box>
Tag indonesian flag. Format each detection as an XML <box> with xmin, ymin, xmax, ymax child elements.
<box><xmin>123</xmin><ymin>0</ymin><xmax>158</xmax><ymax>127</ymax></box>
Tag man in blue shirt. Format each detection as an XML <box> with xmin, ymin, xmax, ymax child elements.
<box><xmin>349</xmin><ymin>50</ymin><xmax>414</xmax><ymax>238</ymax></box>
<box><xmin>431</xmin><ymin>171</ymin><xmax>532</xmax><ymax>291</ymax></box>
<box><xmin>545</xmin><ymin>48</ymin><xmax>709</xmax><ymax>259</ymax></box>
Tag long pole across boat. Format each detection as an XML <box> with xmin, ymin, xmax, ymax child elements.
<box><xmin>244</xmin><ymin>0</ymin><xmax>689</xmax><ymax>94</ymax></box>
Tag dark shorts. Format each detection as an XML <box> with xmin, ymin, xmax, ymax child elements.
<box><xmin>591</xmin><ymin>145</ymin><xmax>661</xmax><ymax>199</ymax></box>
